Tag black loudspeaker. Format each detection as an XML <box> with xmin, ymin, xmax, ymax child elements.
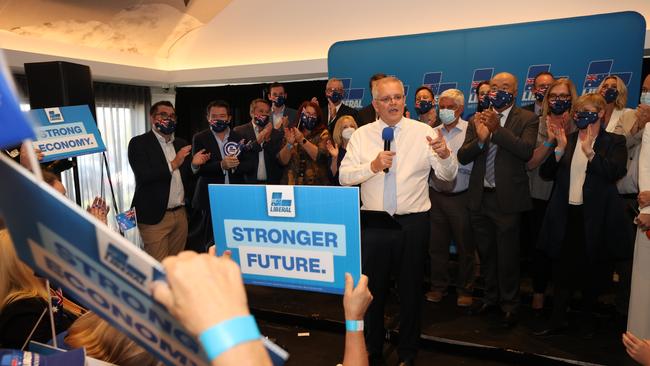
<box><xmin>24</xmin><ymin>61</ymin><xmax>96</xmax><ymax>113</ymax></box>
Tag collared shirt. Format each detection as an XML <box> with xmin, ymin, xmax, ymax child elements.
<box><xmin>252</xmin><ymin>122</ymin><xmax>268</xmax><ymax>181</ymax></box>
<box><xmin>569</xmin><ymin>136</ymin><xmax>596</xmax><ymax>205</ymax></box>
<box><xmin>431</xmin><ymin>119</ymin><xmax>473</xmax><ymax>193</ymax></box>
<box><xmin>640</xmin><ymin>127</ymin><xmax>650</xmax><ymax>214</ymax></box>
<box><xmin>272</xmin><ymin>105</ymin><xmax>286</xmax><ymax>129</ymax></box>
<box><xmin>152</xmin><ymin>129</ymin><xmax>184</xmax><ymax>208</ymax></box>
<box><xmin>328</xmin><ymin>103</ymin><xmax>342</xmax><ymax>123</ymax></box>
<box><xmin>213</xmin><ymin>128</ymin><xmax>231</xmax><ymax>184</ymax></box>
<box><xmin>483</xmin><ymin>104</ymin><xmax>513</xmax><ymax>187</ymax></box>
<box><xmin>534</xmin><ymin>102</ymin><xmax>542</xmax><ymax>117</ymax></box>
<box><xmin>340</xmin><ymin>117</ymin><xmax>459</xmax><ymax>215</ymax></box>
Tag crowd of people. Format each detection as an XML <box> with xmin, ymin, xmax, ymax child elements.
<box><xmin>2</xmin><ymin>69</ymin><xmax>650</xmax><ymax>365</ymax></box>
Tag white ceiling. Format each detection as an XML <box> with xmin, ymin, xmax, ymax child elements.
<box><xmin>0</xmin><ymin>0</ymin><xmax>648</xmax><ymax>86</ymax></box>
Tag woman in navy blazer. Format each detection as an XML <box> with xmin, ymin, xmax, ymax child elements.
<box><xmin>535</xmin><ymin>93</ymin><xmax>630</xmax><ymax>337</ymax></box>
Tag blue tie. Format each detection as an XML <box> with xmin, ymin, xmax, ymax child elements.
<box><xmin>383</xmin><ymin>127</ymin><xmax>397</xmax><ymax>215</ymax></box>
<box><xmin>484</xmin><ymin>113</ymin><xmax>503</xmax><ymax>187</ymax></box>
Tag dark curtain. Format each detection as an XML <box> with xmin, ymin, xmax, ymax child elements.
<box><xmin>175</xmin><ymin>79</ymin><xmax>327</xmax><ymax>142</ymax></box>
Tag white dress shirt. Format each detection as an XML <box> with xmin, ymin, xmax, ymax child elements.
<box><xmin>605</xmin><ymin>107</ymin><xmax>633</xmax><ymax>132</ymax></box>
<box><xmin>252</xmin><ymin>122</ymin><xmax>268</xmax><ymax>181</ymax></box>
<box><xmin>568</xmin><ymin>137</ymin><xmax>595</xmax><ymax>205</ymax></box>
<box><xmin>213</xmin><ymin>129</ymin><xmax>231</xmax><ymax>184</ymax></box>
<box><xmin>153</xmin><ymin>129</ymin><xmax>185</xmax><ymax>208</ymax></box>
<box><xmin>328</xmin><ymin>103</ymin><xmax>342</xmax><ymax>123</ymax></box>
<box><xmin>340</xmin><ymin>117</ymin><xmax>458</xmax><ymax>214</ymax></box>
<box><xmin>431</xmin><ymin>119</ymin><xmax>473</xmax><ymax>193</ymax></box>
<box><xmin>640</xmin><ymin>127</ymin><xmax>650</xmax><ymax>214</ymax></box>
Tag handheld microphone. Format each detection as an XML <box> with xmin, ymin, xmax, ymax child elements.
<box><xmin>382</xmin><ymin>127</ymin><xmax>394</xmax><ymax>173</ymax></box>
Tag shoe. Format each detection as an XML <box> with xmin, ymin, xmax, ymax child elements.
<box><xmin>457</xmin><ymin>295</ymin><xmax>474</xmax><ymax>307</ymax></box>
<box><xmin>533</xmin><ymin>324</ymin><xmax>568</xmax><ymax>337</ymax></box>
<box><xmin>501</xmin><ymin>311</ymin><xmax>518</xmax><ymax>328</ymax></box>
<box><xmin>475</xmin><ymin>303</ymin><xmax>499</xmax><ymax>316</ymax></box>
<box><xmin>425</xmin><ymin>290</ymin><xmax>447</xmax><ymax>303</ymax></box>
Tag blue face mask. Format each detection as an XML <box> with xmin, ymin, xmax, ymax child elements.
<box><xmin>489</xmin><ymin>90</ymin><xmax>514</xmax><ymax>109</ymax></box>
<box><xmin>415</xmin><ymin>100</ymin><xmax>434</xmax><ymax>115</ymax></box>
<box><xmin>209</xmin><ymin>119</ymin><xmax>229</xmax><ymax>133</ymax></box>
<box><xmin>254</xmin><ymin>114</ymin><xmax>269</xmax><ymax>127</ymax></box>
<box><xmin>439</xmin><ymin>109</ymin><xmax>456</xmax><ymax>125</ymax></box>
<box><xmin>549</xmin><ymin>100</ymin><xmax>572</xmax><ymax>115</ymax></box>
<box><xmin>300</xmin><ymin>113</ymin><xmax>318</xmax><ymax>130</ymax></box>
<box><xmin>604</xmin><ymin>88</ymin><xmax>618</xmax><ymax>104</ymax></box>
<box><xmin>273</xmin><ymin>95</ymin><xmax>286</xmax><ymax>107</ymax></box>
<box><xmin>155</xmin><ymin>118</ymin><xmax>176</xmax><ymax>135</ymax></box>
<box><xmin>640</xmin><ymin>92</ymin><xmax>650</xmax><ymax>105</ymax></box>
<box><xmin>534</xmin><ymin>89</ymin><xmax>547</xmax><ymax>103</ymax></box>
<box><xmin>478</xmin><ymin>94</ymin><xmax>491</xmax><ymax>111</ymax></box>
<box><xmin>328</xmin><ymin>91</ymin><xmax>343</xmax><ymax>104</ymax></box>
<box><xmin>574</xmin><ymin>111</ymin><xmax>600</xmax><ymax>129</ymax></box>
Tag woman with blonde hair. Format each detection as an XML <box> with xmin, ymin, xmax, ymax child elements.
<box><xmin>0</xmin><ymin>229</ymin><xmax>77</xmax><ymax>348</ymax></box>
<box><xmin>326</xmin><ymin>115</ymin><xmax>358</xmax><ymax>184</ymax></box>
<box><xmin>598</xmin><ymin>75</ymin><xmax>633</xmax><ymax>131</ymax></box>
<box><xmin>65</xmin><ymin>312</ymin><xmax>160</xmax><ymax>366</ymax></box>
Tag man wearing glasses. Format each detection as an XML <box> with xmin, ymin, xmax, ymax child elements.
<box><xmin>318</xmin><ymin>78</ymin><xmax>359</xmax><ymax>134</ymax></box>
<box><xmin>340</xmin><ymin>76</ymin><xmax>458</xmax><ymax>366</ymax></box>
<box><xmin>128</xmin><ymin>101</ymin><xmax>196</xmax><ymax>261</ymax></box>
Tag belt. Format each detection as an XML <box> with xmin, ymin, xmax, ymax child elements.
<box><xmin>166</xmin><ymin>205</ymin><xmax>185</xmax><ymax>212</ymax></box>
<box><xmin>483</xmin><ymin>186</ymin><xmax>496</xmax><ymax>193</ymax></box>
<box><xmin>434</xmin><ymin>190</ymin><xmax>467</xmax><ymax>197</ymax></box>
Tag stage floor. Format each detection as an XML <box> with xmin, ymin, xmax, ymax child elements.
<box><xmin>248</xmin><ymin>285</ymin><xmax>635</xmax><ymax>366</ymax></box>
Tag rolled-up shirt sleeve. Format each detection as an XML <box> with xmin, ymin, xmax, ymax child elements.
<box><xmin>339</xmin><ymin>132</ymin><xmax>377</xmax><ymax>186</ymax></box>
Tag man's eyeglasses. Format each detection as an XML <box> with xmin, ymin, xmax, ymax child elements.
<box><xmin>548</xmin><ymin>94</ymin><xmax>571</xmax><ymax>102</ymax></box>
<box><xmin>375</xmin><ymin>94</ymin><xmax>405</xmax><ymax>104</ymax></box>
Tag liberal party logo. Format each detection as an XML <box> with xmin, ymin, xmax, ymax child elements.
<box><xmin>468</xmin><ymin>68</ymin><xmax>494</xmax><ymax>104</ymax></box>
<box><xmin>339</xmin><ymin>78</ymin><xmax>365</xmax><ymax>109</ymax></box>
<box><xmin>521</xmin><ymin>64</ymin><xmax>552</xmax><ymax>103</ymax></box>
<box><xmin>103</xmin><ymin>243</ymin><xmax>147</xmax><ymax>285</ymax></box>
<box><xmin>266</xmin><ymin>185</ymin><xmax>295</xmax><ymax>218</ymax></box>
<box><xmin>422</xmin><ymin>72</ymin><xmax>458</xmax><ymax>100</ymax></box>
<box><xmin>44</xmin><ymin>107</ymin><xmax>64</xmax><ymax>123</ymax></box>
<box><xmin>582</xmin><ymin>60</ymin><xmax>632</xmax><ymax>95</ymax></box>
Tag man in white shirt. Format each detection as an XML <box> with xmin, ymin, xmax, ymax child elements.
<box><xmin>340</xmin><ymin>76</ymin><xmax>458</xmax><ymax>365</ymax></box>
<box><xmin>426</xmin><ymin>89</ymin><xmax>475</xmax><ymax>308</ymax></box>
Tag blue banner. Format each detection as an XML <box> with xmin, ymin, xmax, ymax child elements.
<box><xmin>328</xmin><ymin>11</ymin><xmax>646</xmax><ymax>118</ymax></box>
<box><xmin>210</xmin><ymin>184</ymin><xmax>362</xmax><ymax>295</ymax></box>
<box><xmin>29</xmin><ymin>105</ymin><xmax>106</xmax><ymax>162</ymax></box>
<box><xmin>0</xmin><ymin>66</ymin><xmax>35</xmax><ymax>149</ymax></box>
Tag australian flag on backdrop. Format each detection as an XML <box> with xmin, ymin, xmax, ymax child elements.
<box><xmin>116</xmin><ymin>208</ymin><xmax>137</xmax><ymax>231</ymax></box>
<box><xmin>582</xmin><ymin>60</ymin><xmax>613</xmax><ymax>94</ymax></box>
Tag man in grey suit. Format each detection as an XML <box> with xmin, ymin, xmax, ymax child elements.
<box><xmin>268</xmin><ymin>82</ymin><xmax>297</xmax><ymax>130</ymax></box>
<box><xmin>457</xmin><ymin>72</ymin><xmax>538</xmax><ymax>328</ymax></box>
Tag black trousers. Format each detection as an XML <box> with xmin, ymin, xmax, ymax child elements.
<box><xmin>521</xmin><ymin>198</ymin><xmax>552</xmax><ymax>294</ymax></box>
<box><xmin>362</xmin><ymin>212</ymin><xmax>429</xmax><ymax>361</ymax></box>
<box><xmin>470</xmin><ymin>190</ymin><xmax>521</xmax><ymax>312</ymax></box>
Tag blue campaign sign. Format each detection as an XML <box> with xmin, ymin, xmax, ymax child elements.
<box><xmin>328</xmin><ymin>11</ymin><xmax>646</xmax><ymax>118</ymax></box>
<box><xmin>0</xmin><ymin>66</ymin><xmax>35</xmax><ymax>149</ymax></box>
<box><xmin>0</xmin><ymin>154</ymin><xmax>208</xmax><ymax>366</ymax></box>
<box><xmin>29</xmin><ymin>105</ymin><xmax>106</xmax><ymax>162</ymax></box>
<box><xmin>210</xmin><ymin>184</ymin><xmax>362</xmax><ymax>295</ymax></box>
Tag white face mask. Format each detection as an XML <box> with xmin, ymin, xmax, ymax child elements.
<box><xmin>640</xmin><ymin>92</ymin><xmax>650</xmax><ymax>106</ymax></box>
<box><xmin>439</xmin><ymin>108</ymin><xmax>457</xmax><ymax>125</ymax></box>
<box><xmin>341</xmin><ymin>127</ymin><xmax>356</xmax><ymax>140</ymax></box>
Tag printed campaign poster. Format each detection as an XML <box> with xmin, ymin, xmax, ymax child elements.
<box><xmin>30</xmin><ymin>105</ymin><xmax>106</xmax><ymax>162</ymax></box>
<box><xmin>210</xmin><ymin>184</ymin><xmax>362</xmax><ymax>295</ymax></box>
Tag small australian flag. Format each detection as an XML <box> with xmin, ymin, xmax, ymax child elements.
<box><xmin>116</xmin><ymin>208</ymin><xmax>137</xmax><ymax>231</ymax></box>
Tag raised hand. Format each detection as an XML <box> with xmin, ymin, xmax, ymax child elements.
<box><xmin>192</xmin><ymin>148</ymin><xmax>211</xmax><ymax>166</ymax></box>
<box><xmin>427</xmin><ymin>129</ymin><xmax>450</xmax><ymax>159</ymax></box>
<box><xmin>172</xmin><ymin>145</ymin><xmax>192</xmax><ymax>170</ymax></box>
<box><xmin>371</xmin><ymin>151</ymin><xmax>396</xmax><ymax>173</ymax></box>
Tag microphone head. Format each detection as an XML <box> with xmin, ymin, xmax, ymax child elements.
<box><xmin>382</xmin><ymin>127</ymin><xmax>394</xmax><ymax>141</ymax></box>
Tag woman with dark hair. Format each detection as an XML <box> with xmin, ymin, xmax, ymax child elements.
<box><xmin>414</xmin><ymin>85</ymin><xmax>437</xmax><ymax>127</ymax></box>
<box><xmin>465</xmin><ymin>81</ymin><xmax>491</xmax><ymax>122</ymax></box>
<box><xmin>278</xmin><ymin>101</ymin><xmax>330</xmax><ymax>185</ymax></box>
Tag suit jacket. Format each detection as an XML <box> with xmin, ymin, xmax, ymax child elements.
<box><xmin>233</xmin><ymin>122</ymin><xmax>285</xmax><ymax>184</ymax></box>
<box><xmin>324</xmin><ymin>103</ymin><xmax>359</xmax><ymax>134</ymax></box>
<box><xmin>128</xmin><ymin>130</ymin><xmax>192</xmax><ymax>225</ymax></box>
<box><xmin>191</xmin><ymin>128</ymin><xmax>245</xmax><ymax>210</ymax></box>
<box><xmin>522</xmin><ymin>102</ymin><xmax>536</xmax><ymax>113</ymax></box>
<box><xmin>457</xmin><ymin>106</ymin><xmax>539</xmax><ymax>213</ymax></box>
<box><xmin>357</xmin><ymin>104</ymin><xmax>377</xmax><ymax>126</ymax></box>
<box><xmin>272</xmin><ymin>106</ymin><xmax>298</xmax><ymax>129</ymax></box>
<box><xmin>538</xmin><ymin>130</ymin><xmax>630</xmax><ymax>260</ymax></box>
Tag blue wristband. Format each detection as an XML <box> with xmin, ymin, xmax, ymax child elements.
<box><xmin>478</xmin><ymin>142</ymin><xmax>485</xmax><ymax>149</ymax></box>
<box><xmin>345</xmin><ymin>320</ymin><xmax>364</xmax><ymax>332</ymax></box>
<box><xmin>543</xmin><ymin>140</ymin><xmax>556</xmax><ymax>148</ymax></box>
<box><xmin>199</xmin><ymin>315</ymin><xmax>261</xmax><ymax>361</ymax></box>
<box><xmin>554</xmin><ymin>149</ymin><xmax>564</xmax><ymax>155</ymax></box>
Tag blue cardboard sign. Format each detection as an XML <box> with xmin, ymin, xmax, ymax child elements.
<box><xmin>29</xmin><ymin>105</ymin><xmax>106</xmax><ymax>162</ymax></box>
<box><xmin>327</xmin><ymin>12</ymin><xmax>645</xmax><ymax>118</ymax></box>
<box><xmin>0</xmin><ymin>154</ymin><xmax>207</xmax><ymax>366</ymax></box>
<box><xmin>0</xmin><ymin>64</ymin><xmax>35</xmax><ymax>149</ymax></box>
<box><xmin>210</xmin><ymin>184</ymin><xmax>362</xmax><ymax>295</ymax></box>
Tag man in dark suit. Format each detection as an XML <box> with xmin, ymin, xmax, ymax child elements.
<box><xmin>188</xmin><ymin>100</ymin><xmax>245</xmax><ymax>251</ymax></box>
<box><xmin>268</xmin><ymin>82</ymin><xmax>297</xmax><ymax>130</ymax></box>
<box><xmin>234</xmin><ymin>99</ymin><xmax>285</xmax><ymax>184</ymax></box>
<box><xmin>357</xmin><ymin>73</ymin><xmax>387</xmax><ymax>126</ymax></box>
<box><xmin>128</xmin><ymin>101</ymin><xmax>198</xmax><ymax>261</ymax></box>
<box><xmin>320</xmin><ymin>78</ymin><xmax>359</xmax><ymax>134</ymax></box>
<box><xmin>458</xmin><ymin>72</ymin><xmax>538</xmax><ymax>328</ymax></box>
<box><xmin>522</xmin><ymin>71</ymin><xmax>554</xmax><ymax>116</ymax></box>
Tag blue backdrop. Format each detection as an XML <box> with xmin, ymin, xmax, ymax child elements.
<box><xmin>328</xmin><ymin>11</ymin><xmax>646</xmax><ymax>118</ymax></box>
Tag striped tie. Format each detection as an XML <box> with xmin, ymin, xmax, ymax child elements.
<box><xmin>484</xmin><ymin>113</ymin><xmax>503</xmax><ymax>187</ymax></box>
